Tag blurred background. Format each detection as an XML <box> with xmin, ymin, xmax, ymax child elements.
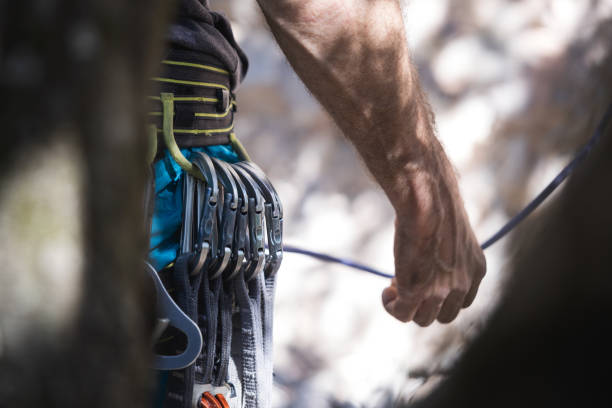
<box><xmin>210</xmin><ymin>1</ymin><xmax>612</xmax><ymax>406</ymax></box>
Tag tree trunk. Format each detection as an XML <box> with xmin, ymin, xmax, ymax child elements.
<box><xmin>0</xmin><ymin>1</ymin><xmax>173</xmax><ymax>406</ymax></box>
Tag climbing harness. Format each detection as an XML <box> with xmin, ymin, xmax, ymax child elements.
<box><xmin>146</xmin><ymin>53</ymin><xmax>281</xmax><ymax>408</ymax></box>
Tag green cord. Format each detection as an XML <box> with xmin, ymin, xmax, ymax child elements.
<box><xmin>229</xmin><ymin>133</ymin><xmax>251</xmax><ymax>161</ymax></box>
<box><xmin>158</xmin><ymin>92</ymin><xmax>251</xmax><ymax>168</ymax></box>
<box><xmin>161</xmin><ymin>92</ymin><xmax>205</xmax><ymax>180</ymax></box>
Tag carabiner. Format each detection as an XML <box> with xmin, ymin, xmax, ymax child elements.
<box><xmin>199</xmin><ymin>392</ymin><xmax>222</xmax><ymax>408</ymax></box>
<box><xmin>191</xmin><ymin>152</ymin><xmax>220</xmax><ymax>276</ymax></box>
<box><xmin>179</xmin><ymin>173</ymin><xmax>196</xmax><ymax>254</ymax></box>
<box><xmin>231</xmin><ymin>164</ymin><xmax>265</xmax><ymax>282</ymax></box>
<box><xmin>208</xmin><ymin>158</ymin><xmax>240</xmax><ymax>279</ymax></box>
<box><xmin>223</xmin><ymin>164</ymin><xmax>250</xmax><ymax>282</ymax></box>
<box><xmin>234</xmin><ymin>161</ymin><xmax>283</xmax><ymax>277</ymax></box>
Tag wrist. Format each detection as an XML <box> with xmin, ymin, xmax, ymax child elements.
<box><xmin>386</xmin><ymin>140</ymin><xmax>459</xmax><ymax>229</ymax></box>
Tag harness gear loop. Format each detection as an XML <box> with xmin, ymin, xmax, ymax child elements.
<box><xmin>229</xmin><ymin>132</ymin><xmax>251</xmax><ymax>162</ymax></box>
<box><xmin>161</xmin><ymin>92</ymin><xmax>206</xmax><ymax>181</ymax></box>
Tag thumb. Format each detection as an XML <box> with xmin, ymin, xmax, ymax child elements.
<box><xmin>382</xmin><ymin>285</ymin><xmax>398</xmax><ymax>310</ymax></box>
<box><xmin>382</xmin><ymin>284</ymin><xmax>420</xmax><ymax>322</ymax></box>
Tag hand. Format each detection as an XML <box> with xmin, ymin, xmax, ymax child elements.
<box><xmin>381</xmin><ymin>165</ymin><xmax>486</xmax><ymax>326</ymax></box>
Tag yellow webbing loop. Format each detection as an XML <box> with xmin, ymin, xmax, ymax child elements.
<box><xmin>156</xmin><ymin>124</ymin><xmax>235</xmax><ymax>135</ymax></box>
<box><xmin>161</xmin><ymin>92</ymin><xmax>205</xmax><ymax>180</ymax></box>
<box><xmin>152</xmin><ymin>77</ymin><xmax>229</xmax><ymax>91</ymax></box>
<box><xmin>194</xmin><ymin>103</ymin><xmax>233</xmax><ymax>119</ymax></box>
<box><xmin>148</xmin><ymin>96</ymin><xmax>218</xmax><ymax>103</ymax></box>
<box><xmin>229</xmin><ymin>133</ymin><xmax>251</xmax><ymax>162</ymax></box>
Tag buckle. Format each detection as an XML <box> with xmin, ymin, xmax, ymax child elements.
<box><xmin>215</xmin><ymin>88</ymin><xmax>231</xmax><ymax>113</ymax></box>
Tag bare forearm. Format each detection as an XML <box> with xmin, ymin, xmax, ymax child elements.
<box><xmin>255</xmin><ymin>0</ymin><xmax>452</xmax><ymax>213</ymax></box>
<box><xmin>257</xmin><ymin>0</ymin><xmax>486</xmax><ymax>325</ymax></box>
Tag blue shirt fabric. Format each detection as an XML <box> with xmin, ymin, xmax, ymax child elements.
<box><xmin>149</xmin><ymin>145</ymin><xmax>239</xmax><ymax>271</ymax></box>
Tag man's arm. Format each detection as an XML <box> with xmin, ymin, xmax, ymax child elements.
<box><xmin>256</xmin><ymin>0</ymin><xmax>486</xmax><ymax>326</ymax></box>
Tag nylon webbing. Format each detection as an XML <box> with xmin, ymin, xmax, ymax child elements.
<box><xmin>260</xmin><ymin>276</ymin><xmax>277</xmax><ymax>408</ymax></box>
<box><xmin>215</xmin><ymin>284</ymin><xmax>233</xmax><ymax>386</ymax></box>
<box><xmin>234</xmin><ymin>270</ymin><xmax>265</xmax><ymax>408</ymax></box>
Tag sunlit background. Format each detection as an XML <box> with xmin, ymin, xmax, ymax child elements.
<box><xmin>210</xmin><ymin>1</ymin><xmax>612</xmax><ymax>406</ymax></box>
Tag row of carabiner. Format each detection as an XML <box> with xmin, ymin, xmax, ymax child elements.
<box><xmin>181</xmin><ymin>152</ymin><xmax>283</xmax><ymax>282</ymax></box>
<box><xmin>175</xmin><ymin>152</ymin><xmax>284</xmax><ymax>408</ymax></box>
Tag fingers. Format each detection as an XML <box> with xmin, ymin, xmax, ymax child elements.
<box><xmin>382</xmin><ymin>278</ymin><xmax>473</xmax><ymax>325</ymax></box>
<box><xmin>437</xmin><ymin>289</ymin><xmax>466</xmax><ymax>323</ymax></box>
<box><xmin>462</xmin><ymin>274</ymin><xmax>482</xmax><ymax>308</ymax></box>
<box><xmin>463</xmin><ymin>249</ymin><xmax>486</xmax><ymax>308</ymax></box>
<box><xmin>382</xmin><ymin>279</ymin><xmax>447</xmax><ymax>326</ymax></box>
<box><xmin>383</xmin><ymin>247</ymin><xmax>486</xmax><ymax>325</ymax></box>
<box><xmin>413</xmin><ymin>296</ymin><xmax>445</xmax><ymax>327</ymax></box>
<box><xmin>382</xmin><ymin>282</ymin><xmax>420</xmax><ymax>322</ymax></box>
<box><xmin>384</xmin><ymin>287</ymin><xmax>465</xmax><ymax>326</ymax></box>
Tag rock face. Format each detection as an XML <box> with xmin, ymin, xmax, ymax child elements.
<box><xmin>216</xmin><ymin>1</ymin><xmax>612</xmax><ymax>407</ymax></box>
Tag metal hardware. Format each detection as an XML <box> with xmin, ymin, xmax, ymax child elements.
<box><xmin>235</xmin><ymin>161</ymin><xmax>284</xmax><ymax>277</ymax></box>
<box><xmin>231</xmin><ymin>164</ymin><xmax>266</xmax><ymax>282</ymax></box>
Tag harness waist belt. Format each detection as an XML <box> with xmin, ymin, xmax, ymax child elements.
<box><xmin>149</xmin><ymin>49</ymin><xmax>237</xmax><ymax>154</ymax></box>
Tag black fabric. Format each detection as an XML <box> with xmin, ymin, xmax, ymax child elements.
<box><xmin>164</xmin><ymin>254</ymin><xmax>205</xmax><ymax>408</ymax></box>
<box><xmin>150</xmin><ymin>1</ymin><xmax>246</xmax><ymax>151</ymax></box>
<box><xmin>196</xmin><ymin>274</ymin><xmax>219</xmax><ymax>385</ymax></box>
<box><xmin>168</xmin><ymin>0</ymin><xmax>249</xmax><ymax>91</ymax></box>
<box><xmin>215</xmin><ymin>283</ymin><xmax>233</xmax><ymax>386</ymax></box>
